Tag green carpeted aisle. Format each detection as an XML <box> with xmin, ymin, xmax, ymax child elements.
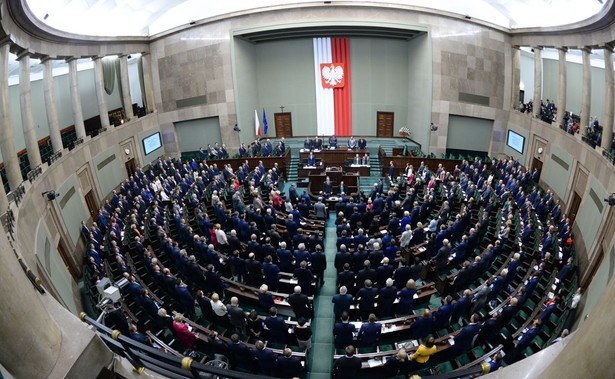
<box><xmin>307</xmin><ymin>212</ymin><xmax>338</xmax><ymax>379</ymax></box>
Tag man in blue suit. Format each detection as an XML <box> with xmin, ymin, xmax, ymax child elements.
<box><xmin>264</xmin><ymin>307</ymin><xmax>287</xmax><ymax>344</ymax></box>
<box><xmin>357</xmin><ymin>313</ymin><xmax>382</xmax><ymax>349</ymax></box>
<box><xmin>432</xmin><ymin>295</ymin><xmax>454</xmax><ymax>332</ymax></box>
<box><xmin>332</xmin><ymin>286</ymin><xmax>353</xmax><ymax>321</ymax></box>
<box><xmin>409</xmin><ymin>309</ymin><xmax>434</xmax><ymax>340</ymax></box>
<box><xmin>510</xmin><ymin>319</ymin><xmax>542</xmax><ymax>362</ymax></box>
<box><xmin>450</xmin><ymin>313</ymin><xmax>482</xmax><ymax>357</ymax></box>
<box><xmin>252</xmin><ymin>340</ymin><xmax>277</xmax><ymax>376</ymax></box>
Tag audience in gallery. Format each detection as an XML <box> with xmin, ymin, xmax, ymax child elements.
<box><xmin>83</xmin><ymin>142</ymin><xmax>578</xmax><ymax>376</ymax></box>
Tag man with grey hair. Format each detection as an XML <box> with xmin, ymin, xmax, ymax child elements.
<box><xmin>288</xmin><ymin>285</ymin><xmax>312</xmax><ymax>319</ymax></box>
<box><xmin>379</xmin><ymin>277</ymin><xmax>397</xmax><ymax>317</ymax></box>
<box><xmin>314</xmin><ymin>197</ymin><xmax>327</xmax><ymax>219</ymax></box>
<box><xmin>332</xmin><ymin>286</ymin><xmax>353</xmax><ymax>321</ymax></box>
<box><xmin>227</xmin><ymin>296</ymin><xmax>247</xmax><ymax>335</ymax></box>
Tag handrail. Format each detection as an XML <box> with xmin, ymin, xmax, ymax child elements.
<box><xmin>80</xmin><ymin>313</ymin><xmax>274</xmax><ymax>379</ymax></box>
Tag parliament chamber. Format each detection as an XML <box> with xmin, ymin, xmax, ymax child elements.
<box><xmin>1</xmin><ymin>2</ymin><xmax>615</xmax><ymax>379</ymax></box>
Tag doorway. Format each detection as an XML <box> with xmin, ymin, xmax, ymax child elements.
<box><xmin>568</xmin><ymin>191</ymin><xmax>582</xmax><ymax>225</ymax></box>
<box><xmin>519</xmin><ymin>90</ymin><xmax>525</xmax><ymax>105</ymax></box>
<box><xmin>531</xmin><ymin>157</ymin><xmax>543</xmax><ymax>174</ymax></box>
<box><xmin>125</xmin><ymin>158</ymin><xmax>136</xmax><ymax>178</ymax></box>
<box><xmin>377</xmin><ymin>112</ymin><xmax>394</xmax><ymax>137</ymax></box>
<box><xmin>274</xmin><ymin>113</ymin><xmax>293</xmax><ymax>137</ymax></box>
<box><xmin>84</xmin><ymin>190</ymin><xmax>98</xmax><ymax>220</ymax></box>
<box><xmin>57</xmin><ymin>239</ymin><xmax>80</xmax><ymax>279</ymax></box>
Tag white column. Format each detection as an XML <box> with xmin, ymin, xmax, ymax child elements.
<box><xmin>602</xmin><ymin>46</ymin><xmax>614</xmax><ymax>151</ymax></box>
<box><xmin>67</xmin><ymin>58</ymin><xmax>86</xmax><ymax>139</ymax></box>
<box><xmin>17</xmin><ymin>52</ymin><xmax>42</xmax><ymax>169</ymax></box>
<box><xmin>556</xmin><ymin>47</ymin><xmax>567</xmax><ymax>128</ymax></box>
<box><xmin>93</xmin><ymin>56</ymin><xmax>110</xmax><ymax>128</ymax></box>
<box><xmin>580</xmin><ymin>47</ymin><xmax>592</xmax><ymax>133</ymax></box>
<box><xmin>0</xmin><ymin>41</ymin><xmax>23</xmax><ymax>191</ymax></box>
<box><xmin>118</xmin><ymin>54</ymin><xmax>134</xmax><ymax>119</ymax></box>
<box><xmin>533</xmin><ymin>47</ymin><xmax>542</xmax><ymax>118</ymax></box>
<box><xmin>42</xmin><ymin>57</ymin><xmax>63</xmax><ymax>153</ymax></box>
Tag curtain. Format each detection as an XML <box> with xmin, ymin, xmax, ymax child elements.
<box><xmin>102</xmin><ymin>58</ymin><xmax>116</xmax><ymax>95</ymax></box>
<box><xmin>138</xmin><ymin>56</ymin><xmax>148</xmax><ymax>112</ymax></box>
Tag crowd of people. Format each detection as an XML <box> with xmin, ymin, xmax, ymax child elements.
<box><xmin>82</xmin><ymin>142</ymin><xmax>578</xmax><ymax>378</ymax></box>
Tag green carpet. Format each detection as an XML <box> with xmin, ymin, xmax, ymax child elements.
<box><xmin>307</xmin><ymin>212</ymin><xmax>338</xmax><ymax>379</ymax></box>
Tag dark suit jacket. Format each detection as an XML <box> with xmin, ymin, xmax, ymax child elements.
<box><xmin>332</xmin><ymin>293</ymin><xmax>353</xmax><ymax>319</ymax></box>
<box><xmin>288</xmin><ymin>293</ymin><xmax>311</xmax><ymax>318</ymax></box>
<box><xmin>409</xmin><ymin>315</ymin><xmax>434</xmax><ymax>339</ymax></box>
<box><xmin>454</xmin><ymin>322</ymin><xmax>481</xmax><ymax>350</ymax></box>
<box><xmin>358</xmin><ymin>321</ymin><xmax>382</xmax><ymax>347</ymax></box>
<box><xmin>333</xmin><ymin>322</ymin><xmax>356</xmax><ymax>349</ymax></box>
<box><xmin>276</xmin><ymin>356</ymin><xmax>303</xmax><ymax>378</ymax></box>
<box><xmin>252</xmin><ymin>347</ymin><xmax>277</xmax><ymax>375</ymax></box>
<box><xmin>264</xmin><ymin>315</ymin><xmax>287</xmax><ymax>343</ymax></box>
<box><xmin>333</xmin><ymin>355</ymin><xmax>362</xmax><ymax>379</ymax></box>
<box><xmin>356</xmin><ymin>287</ymin><xmax>378</xmax><ymax>313</ymax></box>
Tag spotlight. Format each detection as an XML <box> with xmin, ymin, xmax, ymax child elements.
<box><xmin>42</xmin><ymin>190</ymin><xmax>59</xmax><ymax>201</ymax></box>
<box><xmin>605</xmin><ymin>194</ymin><xmax>615</xmax><ymax>206</ymax></box>
<box><xmin>430</xmin><ymin>123</ymin><xmax>439</xmax><ymax>132</ymax></box>
<box><xmin>233</xmin><ymin>124</ymin><xmax>241</xmax><ymax>132</ymax></box>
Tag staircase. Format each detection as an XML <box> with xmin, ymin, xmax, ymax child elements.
<box><xmin>359</xmin><ymin>148</ymin><xmax>385</xmax><ymax>194</ymax></box>
<box><xmin>287</xmin><ymin>154</ymin><xmax>299</xmax><ymax>184</ymax></box>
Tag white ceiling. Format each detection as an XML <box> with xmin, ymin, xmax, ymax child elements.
<box><xmin>24</xmin><ymin>0</ymin><xmax>607</xmax><ymax>37</ymax></box>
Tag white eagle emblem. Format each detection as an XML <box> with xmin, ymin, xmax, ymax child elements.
<box><xmin>322</xmin><ymin>64</ymin><xmax>344</xmax><ymax>86</ymax></box>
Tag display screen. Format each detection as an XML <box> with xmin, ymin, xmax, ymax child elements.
<box><xmin>506</xmin><ymin>129</ymin><xmax>525</xmax><ymax>154</ymax></box>
<box><xmin>142</xmin><ymin>132</ymin><xmax>162</xmax><ymax>155</ymax></box>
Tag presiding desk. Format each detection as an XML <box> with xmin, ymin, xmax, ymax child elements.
<box><xmin>299</xmin><ymin>148</ymin><xmax>369</xmax><ymax>166</ymax></box>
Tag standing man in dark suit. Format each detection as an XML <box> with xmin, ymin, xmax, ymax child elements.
<box><xmin>333</xmin><ymin>312</ymin><xmax>356</xmax><ymax>351</ymax></box>
<box><xmin>264</xmin><ymin>307</ymin><xmax>287</xmax><ymax>344</ymax></box>
<box><xmin>332</xmin><ymin>286</ymin><xmax>353</xmax><ymax>321</ymax></box>
<box><xmin>311</xmin><ymin>245</ymin><xmax>327</xmax><ymax>287</ymax></box>
<box><xmin>450</xmin><ymin>313</ymin><xmax>482</xmax><ymax>358</ymax></box>
<box><xmin>355</xmin><ymin>279</ymin><xmax>378</xmax><ymax>320</ymax></box>
<box><xmin>332</xmin><ymin>345</ymin><xmax>362</xmax><ymax>379</ymax></box>
<box><xmin>357</xmin><ymin>313</ymin><xmax>382</xmax><ymax>349</ymax></box>
<box><xmin>288</xmin><ymin>286</ymin><xmax>312</xmax><ymax>320</ymax></box>
<box><xmin>275</xmin><ymin>348</ymin><xmax>303</xmax><ymax>378</ymax></box>
<box><xmin>252</xmin><ymin>340</ymin><xmax>277</xmax><ymax>376</ymax></box>
<box><xmin>358</xmin><ymin>137</ymin><xmax>367</xmax><ymax>149</ymax></box>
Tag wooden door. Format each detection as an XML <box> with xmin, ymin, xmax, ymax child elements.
<box><xmin>568</xmin><ymin>191</ymin><xmax>582</xmax><ymax>225</ymax></box>
<box><xmin>125</xmin><ymin>158</ymin><xmax>136</xmax><ymax>178</ymax></box>
<box><xmin>377</xmin><ymin>112</ymin><xmax>394</xmax><ymax>137</ymax></box>
<box><xmin>275</xmin><ymin>113</ymin><xmax>293</xmax><ymax>137</ymax></box>
<box><xmin>531</xmin><ymin>157</ymin><xmax>543</xmax><ymax>173</ymax></box>
<box><xmin>84</xmin><ymin>190</ymin><xmax>98</xmax><ymax>220</ymax></box>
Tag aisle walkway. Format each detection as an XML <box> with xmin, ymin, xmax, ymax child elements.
<box><xmin>307</xmin><ymin>212</ymin><xmax>337</xmax><ymax>379</ymax></box>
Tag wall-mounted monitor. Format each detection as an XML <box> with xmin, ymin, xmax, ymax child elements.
<box><xmin>142</xmin><ymin>132</ymin><xmax>162</xmax><ymax>155</ymax></box>
<box><xmin>506</xmin><ymin>129</ymin><xmax>525</xmax><ymax>154</ymax></box>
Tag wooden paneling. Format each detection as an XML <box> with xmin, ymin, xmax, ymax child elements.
<box><xmin>274</xmin><ymin>112</ymin><xmax>293</xmax><ymax>137</ymax></box>
<box><xmin>376</xmin><ymin>111</ymin><xmax>394</xmax><ymax>137</ymax></box>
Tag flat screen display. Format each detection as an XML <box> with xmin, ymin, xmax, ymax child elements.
<box><xmin>142</xmin><ymin>132</ymin><xmax>162</xmax><ymax>155</ymax></box>
<box><xmin>506</xmin><ymin>129</ymin><xmax>525</xmax><ymax>154</ymax></box>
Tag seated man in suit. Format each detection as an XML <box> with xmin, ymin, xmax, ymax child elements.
<box><xmin>329</xmin><ymin>135</ymin><xmax>338</xmax><ymax>148</ymax></box>
<box><xmin>313</xmin><ymin>136</ymin><xmax>323</xmax><ymax>150</ymax></box>
<box><xmin>358</xmin><ymin>137</ymin><xmax>367</xmax><ymax>149</ymax></box>
<box><xmin>348</xmin><ymin>136</ymin><xmax>357</xmax><ymax>150</ymax></box>
<box><xmin>362</xmin><ymin>153</ymin><xmax>370</xmax><ymax>165</ymax></box>
<box><xmin>352</xmin><ymin>153</ymin><xmax>362</xmax><ymax>165</ymax></box>
<box><xmin>304</xmin><ymin>137</ymin><xmax>313</xmax><ymax>150</ymax></box>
